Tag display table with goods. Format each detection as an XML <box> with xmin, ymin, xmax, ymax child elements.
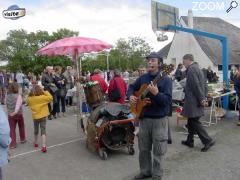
<box><xmin>206</xmin><ymin>83</ymin><xmax>236</xmax><ymax>127</ymax></box>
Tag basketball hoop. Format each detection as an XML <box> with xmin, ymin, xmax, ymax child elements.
<box><xmin>155</xmin><ymin>31</ymin><xmax>168</xmax><ymax>42</ymax></box>
<box><xmin>151</xmin><ymin>1</ymin><xmax>179</xmax><ymax>33</ymax></box>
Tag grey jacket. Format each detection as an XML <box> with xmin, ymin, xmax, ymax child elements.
<box><xmin>41</xmin><ymin>72</ymin><xmax>55</xmax><ymax>92</ymax></box>
<box><xmin>181</xmin><ymin>62</ymin><xmax>205</xmax><ymax>118</ymax></box>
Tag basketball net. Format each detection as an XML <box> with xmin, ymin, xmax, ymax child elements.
<box><xmin>154</xmin><ymin>30</ymin><xmax>168</xmax><ymax>42</ymax></box>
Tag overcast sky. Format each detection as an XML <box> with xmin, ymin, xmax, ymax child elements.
<box><xmin>0</xmin><ymin>0</ymin><xmax>239</xmax><ymax>51</ymax></box>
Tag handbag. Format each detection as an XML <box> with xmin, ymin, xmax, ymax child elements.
<box><xmin>109</xmin><ymin>79</ymin><xmax>121</xmax><ymax>102</ymax></box>
<box><xmin>49</xmin><ymin>85</ymin><xmax>58</xmax><ymax>93</ymax></box>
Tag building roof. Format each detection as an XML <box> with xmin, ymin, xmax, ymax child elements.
<box><xmin>157</xmin><ymin>42</ymin><xmax>172</xmax><ymax>58</ymax></box>
<box><xmin>159</xmin><ymin>16</ymin><xmax>240</xmax><ymax>65</ymax></box>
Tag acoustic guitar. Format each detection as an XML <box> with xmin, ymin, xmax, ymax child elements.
<box><xmin>130</xmin><ymin>64</ymin><xmax>174</xmax><ymax>119</ymax></box>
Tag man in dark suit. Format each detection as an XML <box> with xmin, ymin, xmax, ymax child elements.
<box><xmin>181</xmin><ymin>54</ymin><xmax>215</xmax><ymax>152</ymax></box>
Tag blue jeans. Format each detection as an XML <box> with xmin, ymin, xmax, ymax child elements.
<box><xmin>56</xmin><ymin>96</ymin><xmax>66</xmax><ymax>113</ymax></box>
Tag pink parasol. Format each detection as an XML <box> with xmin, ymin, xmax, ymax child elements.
<box><xmin>37</xmin><ymin>37</ymin><xmax>112</xmax><ymax>130</ymax></box>
<box><xmin>37</xmin><ymin>37</ymin><xmax>112</xmax><ymax>56</ymax></box>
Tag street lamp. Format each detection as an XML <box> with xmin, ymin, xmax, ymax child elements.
<box><xmin>92</xmin><ymin>51</ymin><xmax>110</xmax><ymax>72</ymax></box>
<box><xmin>81</xmin><ymin>51</ymin><xmax>111</xmax><ymax>74</ymax></box>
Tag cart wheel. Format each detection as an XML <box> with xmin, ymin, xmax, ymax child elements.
<box><xmin>98</xmin><ymin>148</ymin><xmax>108</xmax><ymax>160</ymax></box>
<box><xmin>128</xmin><ymin>146</ymin><xmax>135</xmax><ymax>155</ymax></box>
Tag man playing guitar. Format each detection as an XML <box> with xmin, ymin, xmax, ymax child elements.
<box><xmin>127</xmin><ymin>52</ymin><xmax>172</xmax><ymax>180</ymax></box>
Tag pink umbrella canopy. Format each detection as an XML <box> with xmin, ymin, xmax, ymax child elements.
<box><xmin>37</xmin><ymin>36</ymin><xmax>112</xmax><ymax>56</ymax></box>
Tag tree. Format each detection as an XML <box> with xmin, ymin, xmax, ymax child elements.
<box><xmin>81</xmin><ymin>37</ymin><xmax>152</xmax><ymax>72</ymax></box>
<box><xmin>0</xmin><ymin>30</ymin><xmax>152</xmax><ymax>74</ymax></box>
<box><xmin>110</xmin><ymin>37</ymin><xmax>152</xmax><ymax>71</ymax></box>
<box><xmin>0</xmin><ymin>28</ymin><xmax>77</xmax><ymax>74</ymax></box>
<box><xmin>50</xmin><ymin>28</ymin><xmax>79</xmax><ymax>42</ymax></box>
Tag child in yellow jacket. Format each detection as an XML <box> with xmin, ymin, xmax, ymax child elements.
<box><xmin>27</xmin><ymin>85</ymin><xmax>53</xmax><ymax>153</ymax></box>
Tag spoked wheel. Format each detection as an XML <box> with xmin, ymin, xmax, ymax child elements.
<box><xmin>98</xmin><ymin>148</ymin><xmax>108</xmax><ymax>160</ymax></box>
<box><xmin>128</xmin><ymin>146</ymin><xmax>135</xmax><ymax>155</ymax></box>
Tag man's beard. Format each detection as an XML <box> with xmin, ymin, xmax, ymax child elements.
<box><xmin>148</xmin><ymin>66</ymin><xmax>159</xmax><ymax>75</ymax></box>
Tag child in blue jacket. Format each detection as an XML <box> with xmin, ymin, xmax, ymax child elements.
<box><xmin>0</xmin><ymin>106</ymin><xmax>11</xmax><ymax>180</ymax></box>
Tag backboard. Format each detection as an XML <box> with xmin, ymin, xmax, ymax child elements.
<box><xmin>151</xmin><ymin>0</ymin><xmax>179</xmax><ymax>32</ymax></box>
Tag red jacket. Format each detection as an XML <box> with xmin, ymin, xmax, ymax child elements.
<box><xmin>90</xmin><ymin>74</ymin><xmax>108</xmax><ymax>94</ymax></box>
<box><xmin>108</xmin><ymin>76</ymin><xmax>127</xmax><ymax>104</ymax></box>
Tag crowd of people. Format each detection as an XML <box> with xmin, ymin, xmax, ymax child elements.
<box><xmin>173</xmin><ymin>63</ymin><xmax>219</xmax><ymax>84</ymax></box>
<box><xmin>1</xmin><ymin>52</ymin><xmax>240</xmax><ymax>180</ymax></box>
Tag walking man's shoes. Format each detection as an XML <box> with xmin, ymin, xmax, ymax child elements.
<box><xmin>181</xmin><ymin>140</ymin><xmax>194</xmax><ymax>148</ymax></box>
<box><xmin>201</xmin><ymin>140</ymin><xmax>215</xmax><ymax>152</ymax></box>
<box><xmin>134</xmin><ymin>174</ymin><xmax>152</xmax><ymax>179</ymax></box>
<box><xmin>168</xmin><ymin>139</ymin><xmax>172</xmax><ymax>144</ymax></box>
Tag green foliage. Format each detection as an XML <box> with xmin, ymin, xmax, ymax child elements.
<box><xmin>0</xmin><ymin>28</ymin><xmax>77</xmax><ymax>74</ymax></box>
<box><xmin>82</xmin><ymin>37</ymin><xmax>152</xmax><ymax>71</ymax></box>
<box><xmin>0</xmin><ymin>28</ymin><xmax>152</xmax><ymax>74</ymax></box>
<box><xmin>50</xmin><ymin>28</ymin><xmax>79</xmax><ymax>42</ymax></box>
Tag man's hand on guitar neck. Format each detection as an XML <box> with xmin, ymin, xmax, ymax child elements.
<box><xmin>130</xmin><ymin>95</ymin><xmax>138</xmax><ymax>105</ymax></box>
<box><xmin>147</xmin><ymin>81</ymin><xmax>159</xmax><ymax>96</ymax></box>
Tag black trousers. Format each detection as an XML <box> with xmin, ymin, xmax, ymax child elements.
<box><xmin>56</xmin><ymin>96</ymin><xmax>66</xmax><ymax>113</ymax></box>
<box><xmin>49</xmin><ymin>92</ymin><xmax>58</xmax><ymax>116</ymax></box>
<box><xmin>187</xmin><ymin>117</ymin><xmax>212</xmax><ymax>145</ymax></box>
<box><xmin>48</xmin><ymin>103</ymin><xmax>52</xmax><ymax>116</ymax></box>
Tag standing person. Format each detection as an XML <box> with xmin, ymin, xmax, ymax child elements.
<box><xmin>230</xmin><ymin>65</ymin><xmax>237</xmax><ymax>83</ymax></box>
<box><xmin>181</xmin><ymin>54</ymin><xmax>215</xmax><ymax>152</ymax></box>
<box><xmin>15</xmin><ymin>71</ymin><xmax>24</xmax><ymax>94</ymax></box>
<box><xmin>123</xmin><ymin>70</ymin><xmax>130</xmax><ymax>84</ymax></box>
<box><xmin>138</xmin><ymin>65</ymin><xmax>146</xmax><ymax>77</ymax></box>
<box><xmin>207</xmin><ymin>66</ymin><xmax>214</xmax><ymax>83</ymax></box>
<box><xmin>127</xmin><ymin>52</ymin><xmax>172</xmax><ymax>180</ymax></box>
<box><xmin>234</xmin><ymin>66</ymin><xmax>240</xmax><ymax>126</ymax></box>
<box><xmin>27</xmin><ymin>72</ymin><xmax>33</xmax><ymax>81</ymax></box>
<box><xmin>90</xmin><ymin>69</ymin><xmax>108</xmax><ymax>95</ymax></box>
<box><xmin>6</xmin><ymin>82</ymin><xmax>26</xmax><ymax>149</ymax></box>
<box><xmin>0</xmin><ymin>106</ymin><xmax>11</xmax><ymax>180</ymax></box>
<box><xmin>5</xmin><ymin>71</ymin><xmax>11</xmax><ymax>84</ymax></box>
<box><xmin>63</xmin><ymin>66</ymin><xmax>74</xmax><ymax>106</ymax></box>
<box><xmin>41</xmin><ymin>66</ymin><xmax>57</xmax><ymax>120</ymax></box>
<box><xmin>202</xmin><ymin>68</ymin><xmax>208</xmax><ymax>82</ymax></box>
<box><xmin>54</xmin><ymin>66</ymin><xmax>66</xmax><ymax>117</ymax></box>
<box><xmin>27</xmin><ymin>85</ymin><xmax>53</xmax><ymax>153</ymax></box>
<box><xmin>107</xmin><ymin>70</ymin><xmax>111</xmax><ymax>82</ymax></box>
<box><xmin>108</xmin><ymin>69</ymin><xmax>127</xmax><ymax>104</ymax></box>
<box><xmin>0</xmin><ymin>70</ymin><xmax>8</xmax><ymax>105</ymax></box>
<box><xmin>174</xmin><ymin>63</ymin><xmax>184</xmax><ymax>82</ymax></box>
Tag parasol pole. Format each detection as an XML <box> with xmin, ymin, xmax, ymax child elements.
<box><xmin>73</xmin><ymin>49</ymin><xmax>81</xmax><ymax>131</ymax></box>
<box><xmin>78</xmin><ymin>55</ymin><xmax>83</xmax><ymax>131</ymax></box>
<box><xmin>107</xmin><ymin>53</ymin><xmax>109</xmax><ymax>72</ymax></box>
